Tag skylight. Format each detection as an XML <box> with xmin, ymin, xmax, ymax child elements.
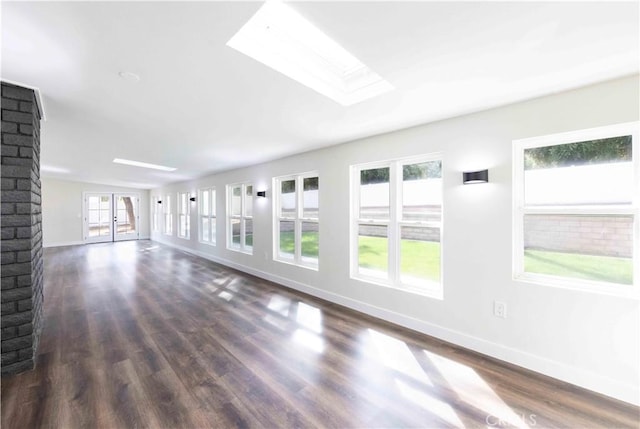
<box><xmin>113</xmin><ymin>158</ymin><xmax>176</xmax><ymax>171</ymax></box>
<box><xmin>226</xmin><ymin>1</ymin><xmax>394</xmax><ymax>106</ymax></box>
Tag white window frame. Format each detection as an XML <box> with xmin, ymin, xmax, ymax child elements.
<box><xmin>177</xmin><ymin>191</ymin><xmax>190</xmax><ymax>239</ymax></box>
<box><xmin>273</xmin><ymin>172</ymin><xmax>319</xmax><ymax>270</ymax></box>
<box><xmin>350</xmin><ymin>154</ymin><xmax>443</xmax><ymax>299</ymax></box>
<box><xmin>164</xmin><ymin>194</ymin><xmax>173</xmax><ymax>236</ymax></box>
<box><xmin>152</xmin><ymin>195</ymin><xmax>161</xmax><ymax>233</ymax></box>
<box><xmin>513</xmin><ymin>122</ymin><xmax>639</xmax><ymax>299</ymax></box>
<box><xmin>198</xmin><ymin>187</ymin><xmax>216</xmax><ymax>245</ymax></box>
<box><xmin>227</xmin><ymin>182</ymin><xmax>253</xmax><ymax>254</ymax></box>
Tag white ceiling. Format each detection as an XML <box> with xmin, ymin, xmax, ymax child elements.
<box><xmin>2</xmin><ymin>1</ymin><xmax>638</xmax><ymax>189</ymax></box>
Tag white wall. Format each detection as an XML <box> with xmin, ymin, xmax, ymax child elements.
<box><xmin>42</xmin><ymin>178</ymin><xmax>150</xmax><ymax>247</ymax></box>
<box><xmin>150</xmin><ymin>75</ymin><xmax>639</xmax><ymax>405</ymax></box>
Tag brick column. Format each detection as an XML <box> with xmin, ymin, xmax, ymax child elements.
<box><xmin>1</xmin><ymin>82</ymin><xmax>44</xmax><ymax>375</ymax></box>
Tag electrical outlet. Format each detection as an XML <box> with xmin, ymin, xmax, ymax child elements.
<box><xmin>494</xmin><ymin>301</ymin><xmax>507</xmax><ymax>319</ymax></box>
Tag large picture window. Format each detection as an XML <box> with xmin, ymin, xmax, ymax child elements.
<box><xmin>199</xmin><ymin>187</ymin><xmax>216</xmax><ymax>245</ymax></box>
<box><xmin>164</xmin><ymin>194</ymin><xmax>173</xmax><ymax>236</ymax></box>
<box><xmin>513</xmin><ymin>122</ymin><xmax>639</xmax><ymax>297</ymax></box>
<box><xmin>351</xmin><ymin>155</ymin><xmax>443</xmax><ymax>297</ymax></box>
<box><xmin>227</xmin><ymin>183</ymin><xmax>253</xmax><ymax>253</ymax></box>
<box><xmin>177</xmin><ymin>191</ymin><xmax>190</xmax><ymax>239</ymax></box>
<box><xmin>274</xmin><ymin>172</ymin><xmax>319</xmax><ymax>269</ymax></box>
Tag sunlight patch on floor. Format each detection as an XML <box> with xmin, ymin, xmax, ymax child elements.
<box><xmin>395</xmin><ymin>379</ymin><xmax>464</xmax><ymax>428</ymax></box>
<box><xmin>290</xmin><ymin>302</ymin><xmax>324</xmax><ymax>353</ymax></box>
<box><xmin>367</xmin><ymin>329</ymin><xmax>432</xmax><ymax>386</ymax></box>
<box><xmin>218</xmin><ymin>291</ymin><xmax>234</xmax><ymax>301</ymax></box>
<box><xmin>267</xmin><ymin>295</ymin><xmax>291</xmax><ymax>317</ymax></box>
<box><xmin>292</xmin><ymin>329</ymin><xmax>325</xmax><ymax>354</ymax></box>
<box><xmin>296</xmin><ymin>302</ymin><xmax>323</xmax><ymax>334</ymax></box>
<box><xmin>264</xmin><ymin>295</ymin><xmax>292</xmax><ymax>330</ymax></box>
<box><xmin>424</xmin><ymin>350</ymin><xmax>529</xmax><ymax>429</ymax></box>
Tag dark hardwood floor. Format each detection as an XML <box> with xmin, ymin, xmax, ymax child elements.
<box><xmin>1</xmin><ymin>240</ymin><xmax>638</xmax><ymax>428</ymax></box>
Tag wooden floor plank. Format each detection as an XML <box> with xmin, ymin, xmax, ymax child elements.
<box><xmin>2</xmin><ymin>240</ymin><xmax>638</xmax><ymax>429</ymax></box>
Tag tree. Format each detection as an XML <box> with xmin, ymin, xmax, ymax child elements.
<box><xmin>402</xmin><ymin>161</ymin><xmax>441</xmax><ymax>181</ymax></box>
<box><xmin>281</xmin><ymin>179</ymin><xmax>295</xmax><ymax>193</ymax></box>
<box><xmin>360</xmin><ymin>167</ymin><xmax>389</xmax><ymax>185</ymax></box>
<box><xmin>360</xmin><ymin>161</ymin><xmax>442</xmax><ymax>185</ymax></box>
<box><xmin>303</xmin><ymin>177</ymin><xmax>318</xmax><ymax>191</ymax></box>
<box><xmin>524</xmin><ymin>136</ymin><xmax>631</xmax><ymax>170</ymax></box>
<box><xmin>122</xmin><ymin>197</ymin><xmax>136</xmax><ymax>230</ymax></box>
<box><xmin>280</xmin><ymin>177</ymin><xmax>318</xmax><ymax>194</ymax></box>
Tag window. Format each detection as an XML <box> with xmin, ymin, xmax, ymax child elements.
<box><xmin>199</xmin><ymin>187</ymin><xmax>216</xmax><ymax>245</ymax></box>
<box><xmin>164</xmin><ymin>194</ymin><xmax>173</xmax><ymax>235</ymax></box>
<box><xmin>513</xmin><ymin>122</ymin><xmax>639</xmax><ymax>297</ymax></box>
<box><xmin>226</xmin><ymin>1</ymin><xmax>393</xmax><ymax>106</ymax></box>
<box><xmin>351</xmin><ymin>155</ymin><xmax>443</xmax><ymax>297</ymax></box>
<box><xmin>152</xmin><ymin>196</ymin><xmax>160</xmax><ymax>232</ymax></box>
<box><xmin>227</xmin><ymin>183</ymin><xmax>253</xmax><ymax>253</ymax></box>
<box><xmin>177</xmin><ymin>192</ymin><xmax>190</xmax><ymax>239</ymax></box>
<box><xmin>274</xmin><ymin>172</ymin><xmax>319</xmax><ymax>268</ymax></box>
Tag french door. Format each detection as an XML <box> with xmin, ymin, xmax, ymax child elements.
<box><xmin>84</xmin><ymin>193</ymin><xmax>140</xmax><ymax>243</ymax></box>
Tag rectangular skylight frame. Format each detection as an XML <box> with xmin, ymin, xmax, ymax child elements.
<box><xmin>113</xmin><ymin>158</ymin><xmax>176</xmax><ymax>171</ymax></box>
<box><xmin>226</xmin><ymin>1</ymin><xmax>394</xmax><ymax>106</ymax></box>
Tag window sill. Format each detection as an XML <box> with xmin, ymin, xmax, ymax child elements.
<box><xmin>351</xmin><ymin>274</ymin><xmax>443</xmax><ymax>300</ymax></box>
<box><xmin>227</xmin><ymin>247</ymin><xmax>253</xmax><ymax>256</ymax></box>
<box><xmin>199</xmin><ymin>240</ymin><xmax>216</xmax><ymax>247</ymax></box>
<box><xmin>274</xmin><ymin>257</ymin><xmax>319</xmax><ymax>272</ymax></box>
<box><xmin>514</xmin><ymin>273</ymin><xmax>639</xmax><ymax>300</ymax></box>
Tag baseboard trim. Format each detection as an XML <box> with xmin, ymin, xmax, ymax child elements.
<box><xmin>43</xmin><ymin>240</ymin><xmax>84</xmax><ymax>248</ymax></box>
<box><xmin>151</xmin><ymin>237</ymin><xmax>640</xmax><ymax>406</ymax></box>
<box><xmin>45</xmin><ymin>237</ymin><xmax>150</xmax><ymax>248</ymax></box>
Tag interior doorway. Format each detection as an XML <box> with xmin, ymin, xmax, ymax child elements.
<box><xmin>83</xmin><ymin>193</ymin><xmax>140</xmax><ymax>243</ymax></box>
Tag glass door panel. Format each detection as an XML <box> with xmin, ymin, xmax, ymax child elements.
<box><xmin>85</xmin><ymin>194</ymin><xmax>113</xmax><ymax>243</ymax></box>
<box><xmin>84</xmin><ymin>193</ymin><xmax>140</xmax><ymax>243</ymax></box>
<box><xmin>114</xmin><ymin>194</ymin><xmax>139</xmax><ymax>241</ymax></box>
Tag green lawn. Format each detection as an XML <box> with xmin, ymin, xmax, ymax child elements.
<box><xmin>356</xmin><ymin>240</ymin><xmax>633</xmax><ymax>286</ymax></box>
<box><xmin>232</xmin><ymin>234</ymin><xmax>253</xmax><ymax>246</ymax></box>
<box><xmin>358</xmin><ymin>235</ymin><xmax>441</xmax><ymax>282</ymax></box>
<box><xmin>279</xmin><ymin>231</ymin><xmax>319</xmax><ymax>259</ymax></box>
<box><xmin>357</xmin><ymin>236</ymin><xmax>388</xmax><ymax>273</ymax></box>
<box><xmin>524</xmin><ymin>249</ymin><xmax>632</xmax><ymax>285</ymax></box>
<box><xmin>271</xmin><ymin>231</ymin><xmax>634</xmax><ymax>286</ymax></box>
<box><xmin>400</xmin><ymin>238</ymin><xmax>441</xmax><ymax>282</ymax></box>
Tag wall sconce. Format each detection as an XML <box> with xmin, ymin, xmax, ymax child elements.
<box><xmin>463</xmin><ymin>169</ymin><xmax>489</xmax><ymax>184</ymax></box>
<box><xmin>257</xmin><ymin>190</ymin><xmax>267</xmax><ymax>198</ymax></box>
<box><xmin>189</xmin><ymin>197</ymin><xmax>196</xmax><ymax>202</ymax></box>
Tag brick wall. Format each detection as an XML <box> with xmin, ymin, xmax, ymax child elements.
<box><xmin>358</xmin><ymin>224</ymin><xmax>441</xmax><ymax>242</ymax></box>
<box><xmin>524</xmin><ymin>214</ymin><xmax>633</xmax><ymax>258</ymax></box>
<box><xmin>1</xmin><ymin>82</ymin><xmax>44</xmax><ymax>375</ymax></box>
<box><xmin>357</xmin><ymin>205</ymin><xmax>442</xmax><ymax>242</ymax></box>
